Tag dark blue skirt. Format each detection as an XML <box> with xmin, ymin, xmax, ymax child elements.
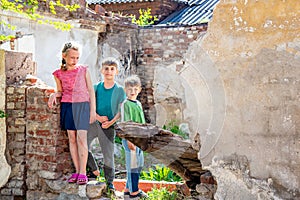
<box><xmin>60</xmin><ymin>102</ymin><xmax>90</xmax><ymax>131</ymax></box>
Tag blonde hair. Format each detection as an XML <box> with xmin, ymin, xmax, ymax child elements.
<box><xmin>124</xmin><ymin>75</ymin><xmax>141</xmax><ymax>88</ymax></box>
<box><xmin>61</xmin><ymin>41</ymin><xmax>81</xmax><ymax>71</ymax></box>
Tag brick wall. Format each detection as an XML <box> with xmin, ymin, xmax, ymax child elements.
<box><xmin>2</xmin><ymin>83</ymin><xmax>73</xmax><ymax>199</ymax></box>
<box><xmin>3</xmin><ymin>86</ymin><xmax>27</xmax><ymax>197</ymax></box>
<box><xmin>1</xmin><ymin>51</ymin><xmax>35</xmax><ymax>198</ymax></box>
<box><xmin>25</xmin><ymin>86</ymin><xmax>72</xmax><ymax>193</ymax></box>
<box><xmin>101</xmin><ymin>24</ymin><xmax>207</xmax><ymax>123</ymax></box>
<box><xmin>1</xmin><ymin>51</ymin><xmax>73</xmax><ymax>199</ymax></box>
<box><xmin>136</xmin><ymin>25</ymin><xmax>207</xmax><ymax>122</ymax></box>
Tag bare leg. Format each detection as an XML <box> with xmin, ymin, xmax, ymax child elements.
<box><xmin>67</xmin><ymin>130</ymin><xmax>79</xmax><ymax>173</ymax></box>
<box><xmin>77</xmin><ymin>130</ymin><xmax>88</xmax><ymax>175</ymax></box>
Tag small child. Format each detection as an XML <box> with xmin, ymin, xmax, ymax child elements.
<box><xmin>121</xmin><ymin>75</ymin><xmax>148</xmax><ymax>199</ymax></box>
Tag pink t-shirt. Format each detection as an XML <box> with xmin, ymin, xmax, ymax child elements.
<box><xmin>53</xmin><ymin>65</ymin><xmax>90</xmax><ymax>103</ymax></box>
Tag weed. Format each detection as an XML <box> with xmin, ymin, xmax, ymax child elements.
<box><xmin>114</xmin><ymin>136</ymin><xmax>122</xmax><ymax>145</ymax></box>
<box><xmin>0</xmin><ymin>110</ymin><xmax>7</xmax><ymax>118</ymax></box>
<box><xmin>140</xmin><ymin>165</ymin><xmax>182</xmax><ymax>182</ymax></box>
<box><xmin>163</xmin><ymin>120</ymin><xmax>188</xmax><ymax>139</ymax></box>
<box><xmin>145</xmin><ymin>187</ymin><xmax>178</xmax><ymax>200</ymax></box>
<box><xmin>130</xmin><ymin>8</ymin><xmax>158</xmax><ymax>26</ymax></box>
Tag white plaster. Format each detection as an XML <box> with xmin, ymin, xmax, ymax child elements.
<box><xmin>0</xmin><ymin>11</ymin><xmax>99</xmax><ymax>87</ymax></box>
<box><xmin>0</xmin><ymin>50</ymin><xmax>11</xmax><ymax>188</ymax></box>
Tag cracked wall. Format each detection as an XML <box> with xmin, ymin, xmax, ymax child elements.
<box><xmin>196</xmin><ymin>0</ymin><xmax>300</xmax><ymax>199</ymax></box>
<box><xmin>150</xmin><ymin>0</ymin><xmax>299</xmax><ymax>199</ymax></box>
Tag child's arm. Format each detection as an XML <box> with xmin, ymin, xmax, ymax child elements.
<box><xmin>86</xmin><ymin>69</ymin><xmax>96</xmax><ymax>123</ymax></box>
<box><xmin>101</xmin><ymin>112</ymin><xmax>120</xmax><ymax>129</ymax></box>
<box><xmin>48</xmin><ymin>76</ymin><xmax>62</xmax><ymax>108</ymax></box>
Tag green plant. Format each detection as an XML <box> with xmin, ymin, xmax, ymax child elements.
<box><xmin>140</xmin><ymin>165</ymin><xmax>182</xmax><ymax>182</ymax></box>
<box><xmin>163</xmin><ymin>121</ymin><xmax>188</xmax><ymax>139</ymax></box>
<box><xmin>114</xmin><ymin>136</ymin><xmax>122</xmax><ymax>145</ymax></box>
<box><xmin>0</xmin><ymin>0</ymin><xmax>80</xmax><ymax>42</ymax></box>
<box><xmin>130</xmin><ymin>8</ymin><xmax>158</xmax><ymax>26</ymax></box>
<box><xmin>145</xmin><ymin>187</ymin><xmax>178</xmax><ymax>200</ymax></box>
<box><xmin>0</xmin><ymin>110</ymin><xmax>7</xmax><ymax>118</ymax></box>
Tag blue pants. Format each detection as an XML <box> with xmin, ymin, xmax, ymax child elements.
<box><xmin>122</xmin><ymin>139</ymin><xmax>144</xmax><ymax>193</ymax></box>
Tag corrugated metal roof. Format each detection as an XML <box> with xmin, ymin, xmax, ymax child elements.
<box><xmin>86</xmin><ymin>0</ymin><xmax>219</xmax><ymax>26</ymax></box>
<box><xmin>158</xmin><ymin>0</ymin><xmax>219</xmax><ymax>26</ymax></box>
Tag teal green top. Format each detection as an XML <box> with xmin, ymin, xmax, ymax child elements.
<box><xmin>120</xmin><ymin>99</ymin><xmax>145</xmax><ymax>123</ymax></box>
<box><xmin>94</xmin><ymin>82</ymin><xmax>126</xmax><ymax>121</ymax></box>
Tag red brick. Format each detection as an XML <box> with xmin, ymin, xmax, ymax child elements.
<box><xmin>38</xmin><ymin>114</ymin><xmax>50</xmax><ymax>121</ymax></box>
<box><xmin>36</xmin><ymin>130</ymin><xmax>51</xmax><ymax>136</ymax></box>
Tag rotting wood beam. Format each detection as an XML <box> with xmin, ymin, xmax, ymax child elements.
<box><xmin>115</xmin><ymin>121</ymin><xmax>205</xmax><ymax>188</ymax></box>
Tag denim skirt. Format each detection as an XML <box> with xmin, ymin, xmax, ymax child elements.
<box><xmin>60</xmin><ymin>102</ymin><xmax>90</xmax><ymax>131</ymax></box>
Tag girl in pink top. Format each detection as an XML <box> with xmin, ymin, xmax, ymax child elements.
<box><xmin>48</xmin><ymin>41</ymin><xmax>96</xmax><ymax>185</ymax></box>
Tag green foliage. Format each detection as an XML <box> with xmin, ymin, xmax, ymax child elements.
<box><xmin>140</xmin><ymin>165</ymin><xmax>182</xmax><ymax>182</ymax></box>
<box><xmin>131</xmin><ymin>8</ymin><xmax>158</xmax><ymax>26</ymax></box>
<box><xmin>114</xmin><ymin>136</ymin><xmax>122</xmax><ymax>145</ymax></box>
<box><xmin>163</xmin><ymin>121</ymin><xmax>188</xmax><ymax>139</ymax></box>
<box><xmin>0</xmin><ymin>0</ymin><xmax>80</xmax><ymax>42</ymax></box>
<box><xmin>145</xmin><ymin>187</ymin><xmax>178</xmax><ymax>200</ymax></box>
<box><xmin>0</xmin><ymin>110</ymin><xmax>7</xmax><ymax>118</ymax></box>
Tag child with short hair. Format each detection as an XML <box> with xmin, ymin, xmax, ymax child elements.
<box><xmin>87</xmin><ymin>57</ymin><xmax>126</xmax><ymax>191</ymax></box>
<box><xmin>48</xmin><ymin>41</ymin><xmax>96</xmax><ymax>185</ymax></box>
<box><xmin>121</xmin><ymin>75</ymin><xmax>148</xmax><ymax>199</ymax></box>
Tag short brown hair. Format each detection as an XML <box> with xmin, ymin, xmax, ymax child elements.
<box><xmin>101</xmin><ymin>57</ymin><xmax>119</xmax><ymax>69</ymax></box>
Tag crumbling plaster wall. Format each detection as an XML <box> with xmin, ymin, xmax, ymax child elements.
<box><xmin>192</xmin><ymin>0</ymin><xmax>299</xmax><ymax>199</ymax></box>
<box><xmin>0</xmin><ymin>10</ymin><xmax>101</xmax><ymax>87</ymax></box>
<box><xmin>151</xmin><ymin>0</ymin><xmax>299</xmax><ymax>199</ymax></box>
<box><xmin>0</xmin><ymin>50</ymin><xmax>11</xmax><ymax>188</ymax></box>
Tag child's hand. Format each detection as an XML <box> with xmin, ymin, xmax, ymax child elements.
<box><xmin>101</xmin><ymin>120</ymin><xmax>113</xmax><ymax>129</ymax></box>
<box><xmin>47</xmin><ymin>93</ymin><xmax>59</xmax><ymax>108</ymax></box>
<box><xmin>127</xmin><ymin>141</ymin><xmax>136</xmax><ymax>151</ymax></box>
<box><xmin>96</xmin><ymin>115</ymin><xmax>108</xmax><ymax>123</ymax></box>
